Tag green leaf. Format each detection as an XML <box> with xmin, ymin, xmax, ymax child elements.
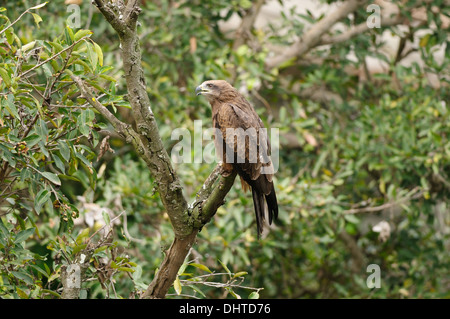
<box><xmin>102</xmin><ymin>210</ymin><xmax>110</xmax><ymax>225</ymax></box>
<box><xmin>28</xmin><ymin>216</ymin><xmax>41</xmax><ymax>239</ymax></box>
<box><xmin>226</xmin><ymin>287</ymin><xmax>241</xmax><ymax>299</ymax></box>
<box><xmin>118</xmin><ymin>267</ymin><xmax>135</xmax><ymax>273</ymax></box>
<box><xmin>65</xmin><ymin>25</ymin><xmax>74</xmax><ymax>45</ymax></box>
<box><xmin>30</xmin><ymin>13</ymin><xmax>42</xmax><ymax>28</ymax></box>
<box><xmin>240</xmin><ymin>0</ymin><xmax>252</xmax><ymax>9</ymax></box>
<box><xmin>52</xmin><ymin>153</ymin><xmax>66</xmax><ymax>174</ymax></box>
<box><xmin>23</xmin><ymin>134</ymin><xmax>41</xmax><ymax>148</ymax></box>
<box><xmin>16</xmin><ymin>287</ymin><xmax>29</xmax><ymax>299</ymax></box>
<box><xmin>5</xmin><ymin>28</ymin><xmax>14</xmax><ymax>45</ymax></box>
<box><xmin>29</xmin><ymin>2</ymin><xmax>48</xmax><ymax>10</ymax></box>
<box><xmin>47</xmin><ymin>271</ymin><xmax>60</xmax><ymax>283</ymax></box>
<box><xmin>72</xmin><ymin>243</ymin><xmax>87</xmax><ymax>255</ymax></box>
<box><xmin>0</xmin><ymin>146</ymin><xmax>16</xmax><ymax>167</ymax></box>
<box><xmin>20</xmin><ymin>40</ymin><xmax>36</xmax><ymax>53</ymax></box>
<box><xmin>41</xmin><ymin>172</ymin><xmax>61</xmax><ymax>186</ymax></box>
<box><xmin>48</xmin><ymin>41</ymin><xmax>64</xmax><ymax>54</ymax></box>
<box><xmin>76</xmin><ymin>228</ymin><xmax>90</xmax><ymax>245</ymax></box>
<box><xmin>58</xmin><ymin>174</ymin><xmax>80</xmax><ymax>182</ymax></box>
<box><xmin>0</xmin><ymin>67</ymin><xmax>11</xmax><ymax>87</ymax></box>
<box><xmin>35</xmin><ymin>189</ymin><xmax>51</xmax><ymax>214</ymax></box>
<box><xmin>86</xmin><ymin>42</ymin><xmax>98</xmax><ymax>70</ymax></box>
<box><xmin>132</xmin><ymin>265</ymin><xmax>143</xmax><ymax>281</ymax></box>
<box><xmin>248</xmin><ymin>291</ymin><xmax>260</xmax><ymax>299</ymax></box>
<box><xmin>58</xmin><ymin>140</ymin><xmax>71</xmax><ymax>161</ymax></box>
<box><xmin>93</xmin><ymin>245</ymin><xmax>108</xmax><ymax>255</ymax></box>
<box><xmin>0</xmin><ymin>232</ymin><xmax>6</xmax><ymax>247</ymax></box>
<box><xmin>0</xmin><ymin>219</ymin><xmax>9</xmax><ymax>237</ymax></box>
<box><xmin>42</xmin><ymin>63</ymin><xmax>53</xmax><ymax>78</ymax></box>
<box><xmin>12</xmin><ymin>271</ymin><xmax>34</xmax><ymax>285</ymax></box>
<box><xmin>74</xmin><ymin>29</ymin><xmax>93</xmax><ymax>42</ymax></box>
<box><xmin>93</xmin><ymin>42</ymin><xmax>103</xmax><ymax>67</ymax></box>
<box><xmin>312</xmin><ymin>149</ymin><xmax>328</xmax><ymax>178</ymax></box>
<box><xmin>30</xmin><ymin>264</ymin><xmax>50</xmax><ymax>278</ymax></box>
<box><xmin>99</xmin><ymin>74</ymin><xmax>116</xmax><ymax>82</ymax></box>
<box><xmin>189</xmin><ymin>263</ymin><xmax>212</xmax><ymax>273</ymax></box>
<box><xmin>419</xmin><ymin>34</ymin><xmax>430</xmax><ymax>48</ymax></box>
<box><xmin>232</xmin><ymin>271</ymin><xmax>248</xmax><ymax>279</ymax></box>
<box><xmin>174</xmin><ymin>276</ymin><xmax>182</xmax><ymax>295</ymax></box>
<box><xmin>35</xmin><ymin>119</ymin><xmax>48</xmax><ymax>140</ymax></box>
<box><xmin>42</xmin><ymin>289</ymin><xmax>61</xmax><ymax>298</ymax></box>
<box><xmin>344</xmin><ymin>214</ymin><xmax>360</xmax><ymax>224</ymax></box>
<box><xmin>190</xmin><ymin>285</ymin><xmax>206</xmax><ymax>298</ymax></box>
<box><xmin>279</xmin><ymin>106</ymin><xmax>286</xmax><ymax>123</ymax></box>
<box><xmin>78</xmin><ymin>110</ymin><xmax>93</xmax><ymax>137</ymax></box>
<box><xmin>218</xmin><ymin>259</ymin><xmax>231</xmax><ymax>275</ymax></box>
<box><xmin>4</xmin><ymin>94</ymin><xmax>20</xmax><ymax>119</ymax></box>
<box><xmin>14</xmin><ymin>228</ymin><xmax>36</xmax><ymax>243</ymax></box>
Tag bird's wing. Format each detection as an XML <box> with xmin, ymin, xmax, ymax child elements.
<box><xmin>215</xmin><ymin>102</ymin><xmax>277</xmax><ymax>236</ymax></box>
<box><xmin>215</xmin><ymin>102</ymin><xmax>273</xmax><ymax>186</ymax></box>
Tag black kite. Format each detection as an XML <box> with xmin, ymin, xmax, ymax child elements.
<box><xmin>196</xmin><ymin>80</ymin><xmax>278</xmax><ymax>237</ymax></box>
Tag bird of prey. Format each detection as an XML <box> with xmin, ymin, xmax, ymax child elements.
<box><xmin>196</xmin><ymin>80</ymin><xmax>278</xmax><ymax>236</ymax></box>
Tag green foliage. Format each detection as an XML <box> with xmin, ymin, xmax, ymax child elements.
<box><xmin>1</xmin><ymin>0</ymin><xmax>449</xmax><ymax>299</ymax></box>
<box><xmin>0</xmin><ymin>1</ymin><xmax>128</xmax><ymax>298</ymax></box>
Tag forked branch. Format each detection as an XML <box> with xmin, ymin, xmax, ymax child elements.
<box><xmin>90</xmin><ymin>0</ymin><xmax>237</xmax><ymax>299</ymax></box>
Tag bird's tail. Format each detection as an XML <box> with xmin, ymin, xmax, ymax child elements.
<box><xmin>252</xmin><ymin>184</ymin><xmax>278</xmax><ymax>237</ymax></box>
<box><xmin>252</xmin><ymin>188</ymin><xmax>265</xmax><ymax>237</ymax></box>
<box><xmin>265</xmin><ymin>184</ymin><xmax>278</xmax><ymax>225</ymax></box>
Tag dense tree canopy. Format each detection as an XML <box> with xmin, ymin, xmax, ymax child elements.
<box><xmin>0</xmin><ymin>0</ymin><xmax>448</xmax><ymax>299</ymax></box>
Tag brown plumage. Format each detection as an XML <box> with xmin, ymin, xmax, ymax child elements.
<box><xmin>196</xmin><ymin>80</ymin><xmax>278</xmax><ymax>237</ymax></box>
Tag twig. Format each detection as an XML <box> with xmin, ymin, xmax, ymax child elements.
<box><xmin>19</xmin><ymin>36</ymin><xmax>91</xmax><ymax>79</ymax></box>
<box><xmin>180</xmin><ymin>272</ymin><xmax>262</xmax><ymax>292</ymax></box>
<box><xmin>71</xmin><ymin>75</ymin><xmax>142</xmax><ymax>146</ymax></box>
<box><xmin>343</xmin><ymin>187</ymin><xmax>424</xmax><ymax>214</ymax></box>
<box><xmin>166</xmin><ymin>293</ymin><xmax>201</xmax><ymax>299</ymax></box>
<box><xmin>0</xmin><ymin>3</ymin><xmax>47</xmax><ymax>37</ymax></box>
<box><xmin>87</xmin><ymin>211</ymin><xmax>124</xmax><ymax>243</ymax></box>
<box><xmin>122</xmin><ymin>209</ymin><xmax>146</xmax><ymax>245</ymax></box>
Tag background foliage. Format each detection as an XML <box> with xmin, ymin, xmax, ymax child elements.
<box><xmin>0</xmin><ymin>0</ymin><xmax>449</xmax><ymax>299</ymax></box>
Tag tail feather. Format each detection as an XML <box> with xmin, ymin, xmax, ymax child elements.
<box><xmin>265</xmin><ymin>186</ymin><xmax>278</xmax><ymax>225</ymax></box>
<box><xmin>252</xmin><ymin>184</ymin><xmax>278</xmax><ymax>237</ymax></box>
<box><xmin>252</xmin><ymin>188</ymin><xmax>265</xmax><ymax>237</ymax></box>
<box><xmin>235</xmin><ymin>166</ymin><xmax>278</xmax><ymax>237</ymax></box>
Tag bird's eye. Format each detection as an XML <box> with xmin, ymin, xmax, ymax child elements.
<box><xmin>207</xmin><ymin>83</ymin><xmax>213</xmax><ymax>88</ymax></box>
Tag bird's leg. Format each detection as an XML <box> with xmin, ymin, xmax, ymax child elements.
<box><xmin>219</xmin><ymin>161</ymin><xmax>234</xmax><ymax>177</ymax></box>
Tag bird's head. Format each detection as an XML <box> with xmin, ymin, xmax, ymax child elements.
<box><xmin>195</xmin><ymin>80</ymin><xmax>235</xmax><ymax>102</ymax></box>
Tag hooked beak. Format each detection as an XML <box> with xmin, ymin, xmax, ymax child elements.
<box><xmin>195</xmin><ymin>83</ymin><xmax>209</xmax><ymax>96</ymax></box>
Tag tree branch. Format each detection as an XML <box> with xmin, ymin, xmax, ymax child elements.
<box><xmin>94</xmin><ymin>0</ymin><xmax>188</xmax><ymax>238</ymax></box>
<box><xmin>71</xmin><ymin>75</ymin><xmax>145</xmax><ymax>154</ymax></box>
<box><xmin>265</xmin><ymin>0</ymin><xmax>367</xmax><ymax>70</ymax></box>
<box><xmin>61</xmin><ymin>249</ymin><xmax>94</xmax><ymax>299</ymax></box>
<box><xmin>230</xmin><ymin>0</ymin><xmax>265</xmax><ymax>81</ymax></box>
<box><xmin>319</xmin><ymin>13</ymin><xmax>404</xmax><ymax>46</ymax></box>
<box><xmin>232</xmin><ymin>0</ymin><xmax>265</xmax><ymax>51</ymax></box>
<box><xmin>141</xmin><ymin>166</ymin><xmax>237</xmax><ymax>299</ymax></box>
<box><xmin>189</xmin><ymin>167</ymin><xmax>238</xmax><ymax>229</ymax></box>
<box><xmin>93</xmin><ymin>0</ymin><xmax>126</xmax><ymax>35</ymax></box>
